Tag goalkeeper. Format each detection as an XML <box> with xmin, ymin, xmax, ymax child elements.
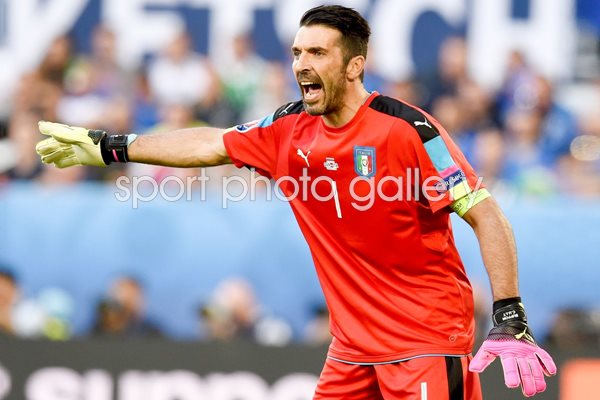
<box><xmin>35</xmin><ymin>5</ymin><xmax>556</xmax><ymax>399</ymax></box>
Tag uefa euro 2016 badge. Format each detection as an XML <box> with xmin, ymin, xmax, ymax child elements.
<box><xmin>354</xmin><ymin>146</ymin><xmax>376</xmax><ymax>177</ymax></box>
<box><xmin>235</xmin><ymin>120</ymin><xmax>259</xmax><ymax>133</ymax></box>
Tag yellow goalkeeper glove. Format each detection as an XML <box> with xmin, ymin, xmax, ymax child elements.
<box><xmin>35</xmin><ymin>121</ymin><xmax>136</xmax><ymax>168</ymax></box>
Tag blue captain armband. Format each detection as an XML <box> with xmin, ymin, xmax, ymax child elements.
<box><xmin>450</xmin><ymin>188</ymin><xmax>491</xmax><ymax>217</ymax></box>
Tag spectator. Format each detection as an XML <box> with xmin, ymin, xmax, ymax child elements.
<box><xmin>0</xmin><ymin>269</ymin><xmax>74</xmax><ymax>340</ymax></box>
<box><xmin>199</xmin><ymin>277</ymin><xmax>292</xmax><ymax>346</ymax></box>
<box><xmin>502</xmin><ymin>108</ymin><xmax>559</xmax><ymax>195</ymax></box>
<box><xmin>533</xmin><ymin>76</ymin><xmax>579</xmax><ymax>166</ymax></box>
<box><xmin>36</xmin><ymin>287</ymin><xmax>76</xmax><ymax>341</ymax></box>
<box><xmin>457</xmin><ymin>80</ymin><xmax>499</xmax><ymax>132</ymax></box>
<box><xmin>148</xmin><ymin>31</ymin><xmax>220</xmax><ymax>111</ymax></box>
<box><xmin>216</xmin><ymin>33</ymin><xmax>267</xmax><ymax>123</ymax></box>
<box><xmin>242</xmin><ymin>61</ymin><xmax>294</xmax><ymax>122</ymax></box>
<box><xmin>0</xmin><ymin>269</ymin><xmax>19</xmax><ymax>336</ymax></box>
<box><xmin>37</xmin><ymin>35</ymin><xmax>73</xmax><ymax>86</ymax></box>
<box><xmin>86</xmin><ymin>25</ymin><xmax>132</xmax><ymax>98</ymax></box>
<box><xmin>431</xmin><ymin>81</ymin><xmax>499</xmax><ymax>164</ymax></box>
<box><xmin>56</xmin><ymin>25</ymin><xmax>132</xmax><ymax>129</ymax></box>
<box><xmin>431</xmin><ymin>95</ymin><xmax>467</xmax><ymax>140</ymax></box>
<box><xmin>92</xmin><ymin>276</ymin><xmax>162</xmax><ymax>338</ymax></box>
<box><xmin>497</xmin><ymin>53</ymin><xmax>578</xmax><ymax>167</ymax></box>
<box><xmin>56</xmin><ymin>60</ymin><xmax>108</xmax><ymax>127</ymax></box>
<box><xmin>496</xmin><ymin>50</ymin><xmax>538</xmax><ymax>120</ymax></box>
<box><xmin>92</xmin><ymin>298</ymin><xmax>130</xmax><ymax>338</ymax></box>
<box><xmin>386</xmin><ymin>78</ymin><xmax>428</xmax><ymax>109</ymax></box>
<box><xmin>469</xmin><ymin>127</ymin><xmax>509</xmax><ymax>192</ymax></box>
<box><xmin>423</xmin><ymin>36</ymin><xmax>469</xmax><ymax>108</ymax></box>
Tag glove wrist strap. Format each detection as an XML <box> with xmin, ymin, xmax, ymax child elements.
<box><xmin>492</xmin><ymin>296</ymin><xmax>522</xmax><ymax>312</ymax></box>
<box><xmin>98</xmin><ymin>132</ymin><xmax>138</xmax><ymax>164</ymax></box>
<box><xmin>492</xmin><ymin>298</ymin><xmax>527</xmax><ymax>326</ymax></box>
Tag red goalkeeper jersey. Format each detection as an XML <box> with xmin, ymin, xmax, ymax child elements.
<box><xmin>223</xmin><ymin>92</ymin><xmax>482</xmax><ymax>363</ymax></box>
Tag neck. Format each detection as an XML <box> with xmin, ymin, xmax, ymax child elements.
<box><xmin>322</xmin><ymin>84</ymin><xmax>370</xmax><ymax>128</ymax></box>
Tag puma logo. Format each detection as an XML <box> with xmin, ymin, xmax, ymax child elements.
<box><xmin>279</xmin><ymin>103</ymin><xmax>295</xmax><ymax>116</ymax></box>
<box><xmin>514</xmin><ymin>327</ymin><xmax>534</xmax><ymax>343</ymax></box>
<box><xmin>414</xmin><ymin>118</ymin><xmax>432</xmax><ymax>129</ymax></box>
<box><xmin>515</xmin><ymin>328</ymin><xmax>528</xmax><ymax>340</ymax></box>
<box><xmin>297</xmin><ymin>148</ymin><xmax>311</xmax><ymax>167</ymax></box>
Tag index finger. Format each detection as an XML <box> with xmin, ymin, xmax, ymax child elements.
<box><xmin>38</xmin><ymin>121</ymin><xmax>69</xmax><ymax>136</ymax></box>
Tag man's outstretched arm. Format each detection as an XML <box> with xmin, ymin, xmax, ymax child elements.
<box><xmin>460</xmin><ymin>196</ymin><xmax>557</xmax><ymax>398</ymax></box>
<box><xmin>36</xmin><ymin>121</ymin><xmax>231</xmax><ymax>169</ymax></box>
<box><xmin>127</xmin><ymin>127</ymin><xmax>231</xmax><ymax>167</ymax></box>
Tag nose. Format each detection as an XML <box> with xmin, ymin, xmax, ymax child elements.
<box><xmin>293</xmin><ymin>52</ymin><xmax>311</xmax><ymax>74</ymax></box>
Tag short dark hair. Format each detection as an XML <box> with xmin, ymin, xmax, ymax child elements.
<box><xmin>300</xmin><ymin>5</ymin><xmax>371</xmax><ymax>79</ymax></box>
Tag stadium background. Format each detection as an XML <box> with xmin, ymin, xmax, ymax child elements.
<box><xmin>1</xmin><ymin>0</ymin><xmax>600</xmax><ymax>398</ymax></box>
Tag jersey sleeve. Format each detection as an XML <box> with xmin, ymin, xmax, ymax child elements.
<box><xmin>393</xmin><ymin>118</ymin><xmax>484</xmax><ymax>214</ymax></box>
<box><xmin>222</xmin><ymin>112</ymin><xmax>282</xmax><ymax>179</ymax></box>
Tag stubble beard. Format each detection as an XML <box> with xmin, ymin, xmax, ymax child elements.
<box><xmin>303</xmin><ymin>72</ymin><xmax>347</xmax><ymax>117</ymax></box>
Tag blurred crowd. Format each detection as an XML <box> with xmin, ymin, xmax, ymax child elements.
<box><xmin>2</xmin><ymin>263</ymin><xmax>599</xmax><ymax>349</ymax></box>
<box><xmin>0</xmin><ymin>266</ymin><xmax>331</xmax><ymax>345</ymax></box>
<box><xmin>0</xmin><ymin>27</ymin><xmax>291</xmax><ymax>186</ymax></box>
<box><xmin>0</xmin><ymin>25</ymin><xmax>599</xmax><ymax>196</ymax></box>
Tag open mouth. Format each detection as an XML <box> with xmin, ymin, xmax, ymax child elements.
<box><xmin>300</xmin><ymin>82</ymin><xmax>323</xmax><ymax>103</ymax></box>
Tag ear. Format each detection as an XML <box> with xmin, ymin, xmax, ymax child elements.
<box><xmin>346</xmin><ymin>55</ymin><xmax>366</xmax><ymax>81</ymax></box>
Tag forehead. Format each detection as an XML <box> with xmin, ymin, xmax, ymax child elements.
<box><xmin>293</xmin><ymin>25</ymin><xmax>342</xmax><ymax>49</ymax></box>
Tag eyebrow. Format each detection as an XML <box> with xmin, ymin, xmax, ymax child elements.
<box><xmin>291</xmin><ymin>46</ymin><xmax>328</xmax><ymax>53</ymax></box>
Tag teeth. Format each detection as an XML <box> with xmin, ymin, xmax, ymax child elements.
<box><xmin>300</xmin><ymin>82</ymin><xmax>315</xmax><ymax>86</ymax></box>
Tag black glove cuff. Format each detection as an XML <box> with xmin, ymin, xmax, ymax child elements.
<box><xmin>493</xmin><ymin>296</ymin><xmax>522</xmax><ymax>313</ymax></box>
<box><xmin>492</xmin><ymin>297</ymin><xmax>527</xmax><ymax>326</ymax></box>
<box><xmin>104</xmin><ymin>134</ymin><xmax>131</xmax><ymax>163</ymax></box>
<box><xmin>93</xmin><ymin>131</ymin><xmax>131</xmax><ymax>165</ymax></box>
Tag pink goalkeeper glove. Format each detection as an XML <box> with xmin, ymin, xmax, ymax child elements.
<box><xmin>469</xmin><ymin>298</ymin><xmax>557</xmax><ymax>397</ymax></box>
